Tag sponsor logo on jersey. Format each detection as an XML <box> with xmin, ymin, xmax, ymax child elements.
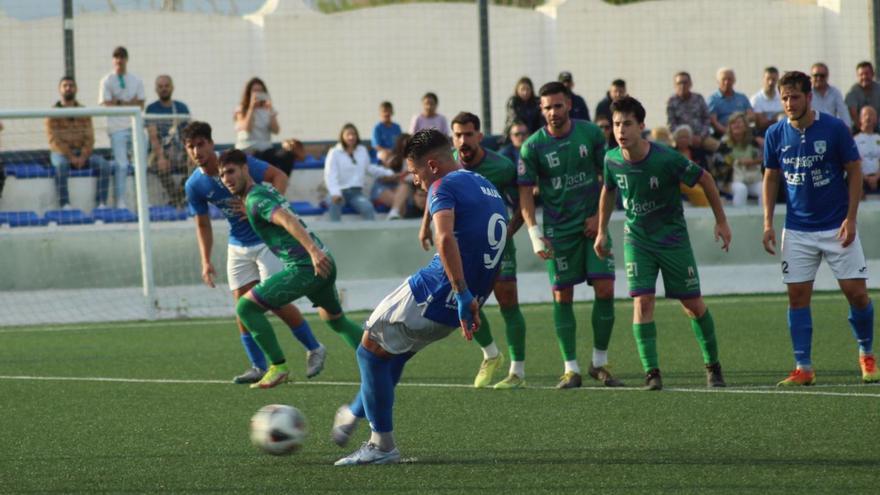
<box><xmin>551</xmin><ymin>177</ymin><xmax>562</xmax><ymax>190</ymax></box>
<box><xmin>579</xmin><ymin>144</ymin><xmax>588</xmax><ymax>158</ymax></box>
<box><xmin>517</xmin><ymin>160</ymin><xmax>526</xmax><ymax>176</ymax></box>
<box><xmin>781</xmin><ymin>145</ymin><xmax>791</xmax><ymax>152</ymax></box>
<box><xmin>650</xmin><ymin>176</ymin><xmax>659</xmax><ymax>189</ymax></box>
<box><xmin>814</xmin><ymin>140</ymin><xmax>826</xmax><ymax>154</ymax></box>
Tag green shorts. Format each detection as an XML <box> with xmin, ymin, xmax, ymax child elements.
<box><xmin>546</xmin><ymin>234</ymin><xmax>615</xmax><ymax>290</ymax></box>
<box><xmin>497</xmin><ymin>237</ymin><xmax>517</xmax><ymax>282</ymax></box>
<box><xmin>624</xmin><ymin>239</ymin><xmax>701</xmax><ymax>299</ymax></box>
<box><xmin>250</xmin><ymin>259</ymin><xmax>343</xmax><ymax>314</ymax></box>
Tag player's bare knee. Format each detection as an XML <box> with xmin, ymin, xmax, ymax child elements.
<box><xmin>553</xmin><ymin>288</ymin><xmax>574</xmax><ymax>304</ymax></box>
<box><xmin>786</xmin><ymin>283</ymin><xmax>813</xmax><ymax>309</ymax></box>
<box><xmin>592</xmin><ymin>280</ymin><xmax>614</xmax><ymax>300</ymax></box>
<box><xmin>680</xmin><ymin>297</ymin><xmax>706</xmax><ymax>319</ymax></box>
<box><xmin>840</xmin><ymin>280</ymin><xmax>870</xmax><ymax>309</ymax></box>
<box><xmin>633</xmin><ymin>295</ymin><xmax>655</xmax><ymax>323</ymax></box>
<box><xmin>494</xmin><ymin>281</ymin><xmax>518</xmax><ymax>308</ymax></box>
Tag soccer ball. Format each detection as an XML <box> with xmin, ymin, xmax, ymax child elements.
<box><xmin>249</xmin><ymin>404</ymin><xmax>307</xmax><ymax>455</ymax></box>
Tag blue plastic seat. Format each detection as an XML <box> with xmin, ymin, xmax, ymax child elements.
<box><xmin>44</xmin><ymin>209</ymin><xmax>95</xmax><ymax>225</ymax></box>
<box><xmin>5</xmin><ymin>164</ymin><xmax>53</xmax><ymax>178</ymax></box>
<box><xmin>290</xmin><ymin>201</ymin><xmax>325</xmax><ymax>216</ymax></box>
<box><xmin>92</xmin><ymin>207</ymin><xmax>138</xmax><ymax>223</ymax></box>
<box><xmin>0</xmin><ymin>211</ymin><xmax>47</xmax><ymax>227</ymax></box>
<box><xmin>149</xmin><ymin>205</ymin><xmax>189</xmax><ymax>222</ymax></box>
<box><xmin>296</xmin><ymin>154</ymin><xmax>325</xmax><ymax>170</ymax></box>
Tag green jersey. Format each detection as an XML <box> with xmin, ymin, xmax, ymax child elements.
<box><xmin>454</xmin><ymin>147</ymin><xmax>519</xmax><ymax>207</ymax></box>
<box><xmin>517</xmin><ymin>120</ymin><xmax>606</xmax><ymax>238</ymax></box>
<box><xmin>603</xmin><ymin>142</ymin><xmax>704</xmax><ymax>249</ymax></box>
<box><xmin>244</xmin><ymin>184</ymin><xmax>325</xmax><ymax>268</ymax></box>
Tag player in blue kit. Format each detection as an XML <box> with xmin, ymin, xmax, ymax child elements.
<box><xmin>183</xmin><ymin>122</ymin><xmax>362</xmax><ymax>386</ymax></box>
<box><xmin>330</xmin><ymin>129</ymin><xmax>509</xmax><ymax>466</ymax></box>
<box><xmin>763</xmin><ymin>71</ymin><xmax>878</xmax><ymax>385</ymax></box>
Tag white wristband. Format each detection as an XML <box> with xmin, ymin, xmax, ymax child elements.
<box><xmin>528</xmin><ymin>225</ymin><xmax>545</xmax><ymax>254</ymax></box>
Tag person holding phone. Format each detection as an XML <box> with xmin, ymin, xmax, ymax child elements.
<box><xmin>234</xmin><ymin>77</ymin><xmax>295</xmax><ymax>176</ymax></box>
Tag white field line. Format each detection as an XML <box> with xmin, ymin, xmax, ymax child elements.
<box><xmin>0</xmin><ymin>375</ymin><xmax>877</xmax><ymax>398</ymax></box>
<box><xmin>0</xmin><ymin>292</ymin><xmax>863</xmax><ymax>334</ymax></box>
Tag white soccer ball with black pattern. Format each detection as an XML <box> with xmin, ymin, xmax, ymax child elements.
<box><xmin>249</xmin><ymin>404</ymin><xmax>307</xmax><ymax>455</ymax></box>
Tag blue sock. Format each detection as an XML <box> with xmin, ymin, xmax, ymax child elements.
<box><xmin>352</xmin><ymin>345</ymin><xmax>397</xmax><ymax>432</ymax></box>
<box><xmin>848</xmin><ymin>301</ymin><xmax>874</xmax><ymax>354</ymax></box>
<box><xmin>240</xmin><ymin>332</ymin><xmax>267</xmax><ymax>371</ymax></box>
<box><xmin>788</xmin><ymin>307</ymin><xmax>813</xmax><ymax>368</ymax></box>
<box><xmin>289</xmin><ymin>321</ymin><xmax>320</xmax><ymax>351</ymax></box>
<box><xmin>350</xmin><ymin>352</ymin><xmax>413</xmax><ymax>419</ymax></box>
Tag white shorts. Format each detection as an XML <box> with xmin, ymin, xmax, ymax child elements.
<box><xmin>365</xmin><ymin>280</ymin><xmax>456</xmax><ymax>355</ymax></box>
<box><xmin>226</xmin><ymin>243</ymin><xmax>284</xmax><ymax>291</ymax></box>
<box><xmin>781</xmin><ymin>228</ymin><xmax>868</xmax><ymax>284</ymax></box>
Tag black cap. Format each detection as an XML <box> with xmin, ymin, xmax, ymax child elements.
<box><xmin>558</xmin><ymin>71</ymin><xmax>573</xmax><ymax>83</ymax></box>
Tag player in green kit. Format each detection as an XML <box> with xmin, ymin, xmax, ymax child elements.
<box><xmin>218</xmin><ymin>149</ymin><xmax>365</xmax><ymax>389</ymax></box>
<box><xmin>595</xmin><ymin>96</ymin><xmax>731</xmax><ymax>390</ymax></box>
<box><xmin>518</xmin><ymin>82</ymin><xmax>621</xmax><ymax>389</ymax></box>
<box><xmin>419</xmin><ymin>111</ymin><xmax>528</xmax><ymax>389</ymax></box>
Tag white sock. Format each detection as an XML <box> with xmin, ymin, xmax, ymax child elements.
<box><xmin>564</xmin><ymin>360</ymin><xmax>580</xmax><ymax>374</ymax></box>
<box><xmin>337</xmin><ymin>405</ymin><xmax>357</xmax><ymax>426</ymax></box>
<box><xmin>592</xmin><ymin>349</ymin><xmax>608</xmax><ymax>368</ymax></box>
<box><xmin>510</xmin><ymin>360</ymin><xmax>525</xmax><ymax>378</ymax></box>
<box><xmin>796</xmin><ymin>364</ymin><xmax>813</xmax><ymax>372</ymax></box>
<box><xmin>370</xmin><ymin>430</ymin><xmax>396</xmax><ymax>451</ymax></box>
<box><xmin>482</xmin><ymin>342</ymin><xmax>499</xmax><ymax>359</ymax></box>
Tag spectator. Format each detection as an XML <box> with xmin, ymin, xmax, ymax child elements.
<box><xmin>648</xmin><ymin>126</ymin><xmax>673</xmax><ymax>147</ymax></box>
<box><xmin>234</xmin><ymin>77</ymin><xmax>295</xmax><ymax>176</ymax></box>
<box><xmin>558</xmin><ymin>71</ymin><xmax>591</xmax><ymax>121</ymax></box>
<box><xmin>845</xmin><ymin>61</ymin><xmax>880</xmax><ymax>132</ymax></box>
<box><xmin>809</xmin><ymin>62</ymin><xmax>852</xmax><ymax>129</ymax></box>
<box><xmin>667</xmin><ymin>71</ymin><xmax>717</xmax><ymax>151</ymax></box>
<box><xmin>99</xmin><ymin>46</ymin><xmax>144</xmax><ymax>209</ymax></box>
<box><xmin>145</xmin><ymin>74</ymin><xmax>190</xmax><ymax>208</ymax></box>
<box><xmin>384</xmin><ymin>133</ymin><xmax>426</xmax><ymax>220</ymax></box>
<box><xmin>854</xmin><ymin>106</ymin><xmax>880</xmax><ymax>192</ymax></box>
<box><xmin>371</xmin><ymin>101</ymin><xmax>402</xmax><ymax>165</ymax></box>
<box><xmin>707</xmin><ymin>67</ymin><xmax>753</xmax><ymax>138</ymax></box>
<box><xmin>0</xmin><ymin>120</ymin><xmax>4</xmax><ymax>198</ymax></box>
<box><xmin>595</xmin><ymin>79</ymin><xmax>627</xmax><ymax>122</ymax></box>
<box><xmin>371</xmin><ymin>132</ymin><xmax>408</xmax><ymax>217</ymax></box>
<box><xmin>499</xmin><ymin>120</ymin><xmax>529</xmax><ymax>164</ymax></box>
<box><xmin>324</xmin><ymin>123</ymin><xmax>394</xmax><ymax>221</ymax></box>
<box><xmin>505</xmin><ymin>77</ymin><xmax>542</xmax><ymax>134</ymax></box>
<box><xmin>409</xmin><ymin>92</ymin><xmax>449</xmax><ymax>136</ymax></box>
<box><xmin>594</xmin><ymin>115</ymin><xmax>616</xmax><ymax>149</ymax></box>
<box><xmin>751</xmin><ymin>67</ymin><xmax>783</xmax><ymax>134</ymax></box>
<box><xmin>671</xmin><ymin>125</ymin><xmax>710</xmax><ymax>207</ymax></box>
<box><xmin>47</xmin><ymin>76</ymin><xmax>112</xmax><ymax>209</ymax></box>
<box><xmin>716</xmin><ymin>112</ymin><xmax>762</xmax><ymax>204</ymax></box>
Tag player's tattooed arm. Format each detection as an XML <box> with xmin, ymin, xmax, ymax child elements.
<box><xmin>271</xmin><ymin>208</ymin><xmax>332</xmax><ymax>278</ymax></box>
<box><xmin>419</xmin><ymin>205</ymin><xmax>433</xmax><ymax>250</ymax></box>
<box><xmin>263</xmin><ymin>165</ymin><xmax>289</xmax><ymax>196</ymax></box>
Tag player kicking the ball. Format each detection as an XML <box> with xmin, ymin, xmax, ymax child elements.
<box><xmin>331</xmin><ymin>129</ymin><xmax>508</xmax><ymax>465</ymax></box>
<box><xmin>763</xmin><ymin>71</ymin><xmax>878</xmax><ymax>386</ymax></box>
<box><xmin>595</xmin><ymin>96</ymin><xmax>731</xmax><ymax>390</ymax></box>
<box><xmin>217</xmin><ymin>149</ymin><xmax>366</xmax><ymax>389</ymax></box>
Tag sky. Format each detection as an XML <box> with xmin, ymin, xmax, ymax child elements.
<box><xmin>0</xmin><ymin>0</ymin><xmax>270</xmax><ymax>19</ymax></box>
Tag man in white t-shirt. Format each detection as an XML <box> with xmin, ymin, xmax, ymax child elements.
<box><xmin>854</xmin><ymin>106</ymin><xmax>880</xmax><ymax>191</ymax></box>
<box><xmin>751</xmin><ymin>66</ymin><xmax>783</xmax><ymax>134</ymax></box>
<box><xmin>98</xmin><ymin>46</ymin><xmax>145</xmax><ymax>209</ymax></box>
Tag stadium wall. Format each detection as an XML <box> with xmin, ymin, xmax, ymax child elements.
<box><xmin>0</xmin><ymin>0</ymin><xmax>873</xmax><ymax>148</ymax></box>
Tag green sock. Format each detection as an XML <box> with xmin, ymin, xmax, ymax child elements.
<box><xmin>236</xmin><ymin>297</ymin><xmax>285</xmax><ymax>365</ymax></box>
<box><xmin>473</xmin><ymin>309</ymin><xmax>494</xmax><ymax>347</ymax></box>
<box><xmin>691</xmin><ymin>309</ymin><xmax>719</xmax><ymax>365</ymax></box>
<box><xmin>326</xmin><ymin>315</ymin><xmax>363</xmax><ymax>350</ymax></box>
<box><xmin>633</xmin><ymin>321</ymin><xmax>658</xmax><ymax>372</ymax></box>
<box><xmin>591</xmin><ymin>298</ymin><xmax>615</xmax><ymax>351</ymax></box>
<box><xmin>500</xmin><ymin>305</ymin><xmax>527</xmax><ymax>362</ymax></box>
<box><xmin>553</xmin><ymin>301</ymin><xmax>577</xmax><ymax>361</ymax></box>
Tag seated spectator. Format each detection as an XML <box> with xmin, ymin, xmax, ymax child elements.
<box><xmin>372</xmin><ymin>133</ymin><xmax>410</xmax><ymax>217</ymax></box>
<box><xmin>371</xmin><ymin>101</ymin><xmax>402</xmax><ymax>165</ymax></box>
<box><xmin>46</xmin><ymin>76</ymin><xmax>112</xmax><ymax>209</ymax></box>
<box><xmin>559</xmin><ymin>71</ymin><xmax>590</xmax><ymax>121</ymax></box>
<box><xmin>594</xmin><ymin>115</ymin><xmax>616</xmax><ymax>149</ymax></box>
<box><xmin>595</xmin><ymin>79</ymin><xmax>627</xmax><ymax>122</ymax></box>
<box><xmin>145</xmin><ymin>74</ymin><xmax>190</xmax><ymax>208</ymax></box>
<box><xmin>0</xmin><ymin>120</ymin><xmax>4</xmax><ymax>198</ymax></box>
<box><xmin>667</xmin><ymin>71</ymin><xmax>718</xmax><ymax>151</ymax></box>
<box><xmin>715</xmin><ymin>112</ymin><xmax>762</xmax><ymax>204</ymax></box>
<box><xmin>845</xmin><ymin>61</ymin><xmax>880</xmax><ymax>132</ymax></box>
<box><xmin>324</xmin><ymin>123</ymin><xmax>394</xmax><ymax>221</ymax></box>
<box><xmin>854</xmin><ymin>106</ymin><xmax>880</xmax><ymax>192</ymax></box>
<box><xmin>505</xmin><ymin>77</ymin><xmax>542</xmax><ymax>135</ymax></box>
<box><xmin>234</xmin><ymin>77</ymin><xmax>295</xmax><ymax>176</ymax></box>
<box><xmin>499</xmin><ymin>120</ymin><xmax>529</xmax><ymax>164</ymax></box>
<box><xmin>708</xmin><ymin>68</ymin><xmax>753</xmax><ymax>138</ymax></box>
<box><xmin>810</xmin><ymin>62</ymin><xmax>852</xmax><ymax>129</ymax></box>
<box><xmin>751</xmin><ymin>67</ymin><xmax>783</xmax><ymax>134</ymax></box>
<box><xmin>670</xmin><ymin>125</ymin><xmax>710</xmax><ymax>207</ymax></box>
<box><xmin>409</xmin><ymin>92</ymin><xmax>449</xmax><ymax>136</ymax></box>
<box><xmin>384</xmin><ymin>134</ymin><xmax>427</xmax><ymax>220</ymax></box>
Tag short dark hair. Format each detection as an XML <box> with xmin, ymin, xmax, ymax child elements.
<box><xmin>59</xmin><ymin>76</ymin><xmax>76</xmax><ymax>85</ymax></box>
<box><xmin>610</xmin><ymin>96</ymin><xmax>646</xmax><ymax>124</ymax></box>
<box><xmin>182</xmin><ymin>121</ymin><xmax>213</xmax><ymax>142</ymax></box>
<box><xmin>404</xmin><ymin>129</ymin><xmax>450</xmax><ymax>164</ymax></box>
<box><xmin>778</xmin><ymin>71</ymin><xmax>812</xmax><ymax>94</ymax></box>
<box><xmin>856</xmin><ymin>61</ymin><xmax>874</xmax><ymax>72</ymax></box>
<box><xmin>611</xmin><ymin>79</ymin><xmax>626</xmax><ymax>88</ymax></box>
<box><xmin>422</xmin><ymin>92</ymin><xmax>438</xmax><ymax>104</ymax></box>
<box><xmin>380</xmin><ymin>101</ymin><xmax>393</xmax><ymax>111</ymax></box>
<box><xmin>538</xmin><ymin>81</ymin><xmax>571</xmax><ymax>99</ymax></box>
<box><xmin>451</xmin><ymin>111</ymin><xmax>481</xmax><ymax>131</ymax></box>
<box><xmin>218</xmin><ymin>149</ymin><xmax>248</xmax><ymax>166</ymax></box>
<box><xmin>674</xmin><ymin>71</ymin><xmax>691</xmax><ymax>81</ymax></box>
<box><xmin>112</xmin><ymin>46</ymin><xmax>128</xmax><ymax>59</ymax></box>
<box><xmin>765</xmin><ymin>66</ymin><xmax>779</xmax><ymax>75</ymax></box>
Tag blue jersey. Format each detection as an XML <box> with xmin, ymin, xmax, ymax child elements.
<box><xmin>408</xmin><ymin>169</ymin><xmax>509</xmax><ymax>327</ymax></box>
<box><xmin>184</xmin><ymin>155</ymin><xmax>270</xmax><ymax>247</ymax></box>
<box><xmin>764</xmin><ymin>111</ymin><xmax>860</xmax><ymax>232</ymax></box>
